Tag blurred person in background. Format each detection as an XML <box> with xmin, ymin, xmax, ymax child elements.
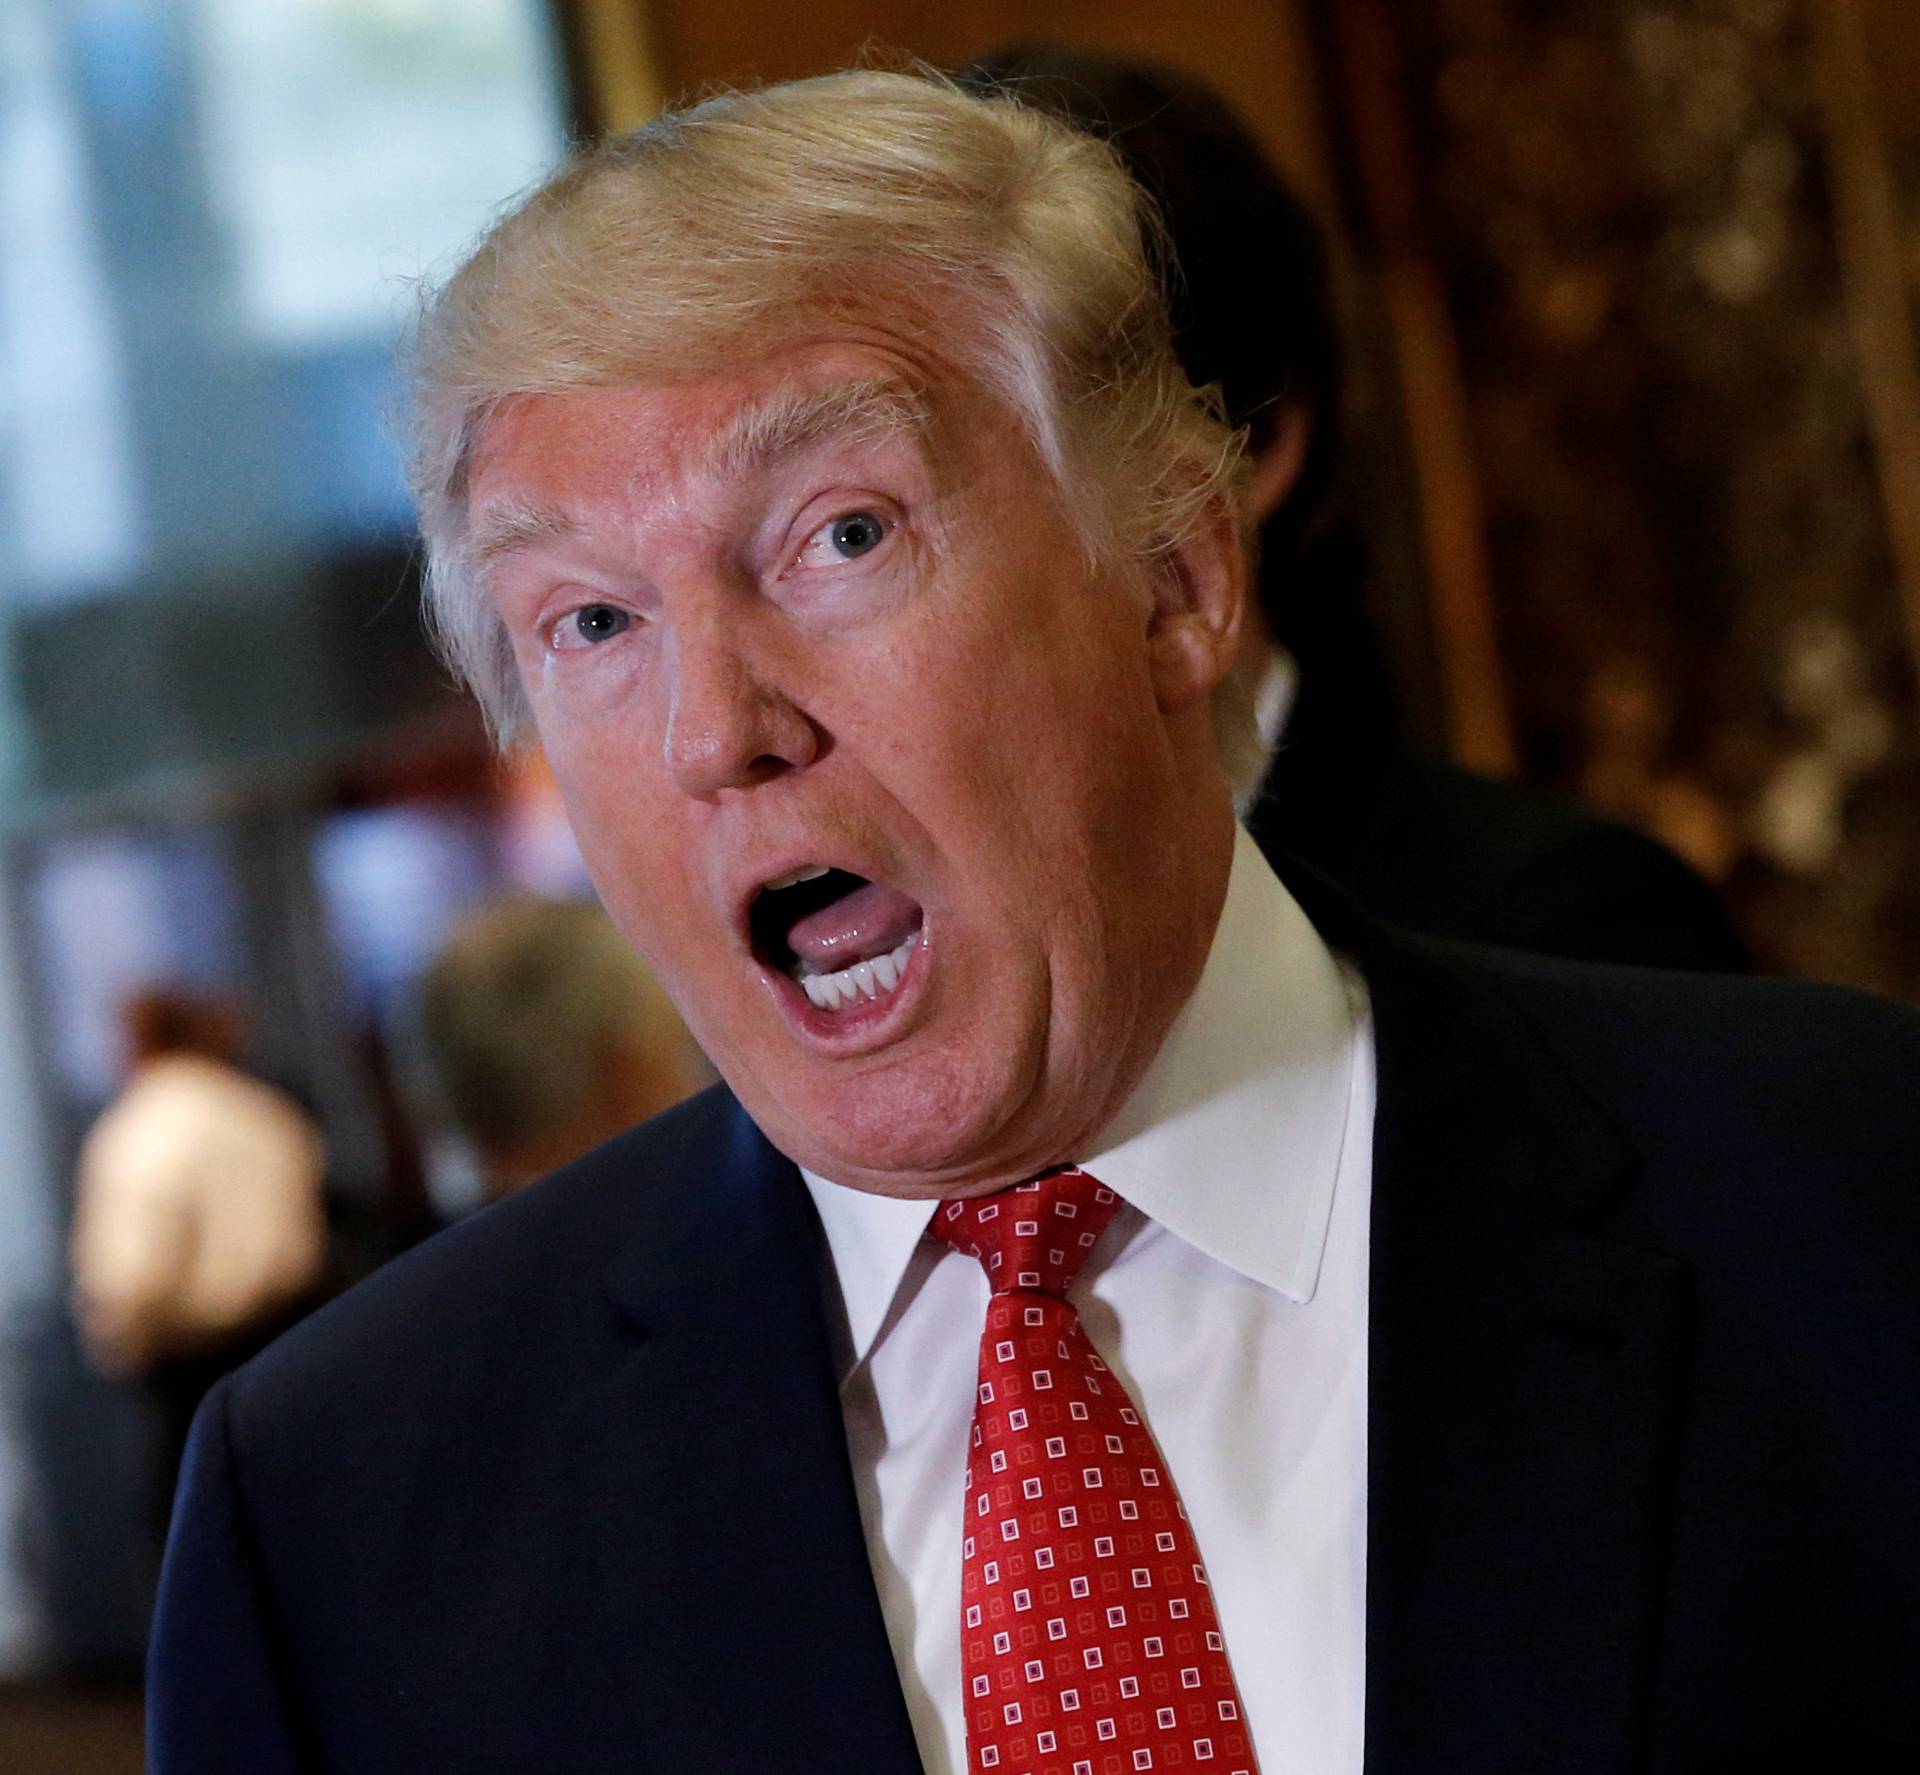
<box><xmin>961</xmin><ymin>44</ymin><xmax>1747</xmax><ymax>971</ymax></box>
<box><xmin>417</xmin><ymin>896</ymin><xmax>709</xmax><ymax>1202</ymax></box>
<box><xmin>68</xmin><ymin>989</ymin><xmax>327</xmax><ymax>1530</ymax></box>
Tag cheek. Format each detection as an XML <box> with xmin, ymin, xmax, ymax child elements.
<box><xmin>539</xmin><ymin>738</ymin><xmax>705</xmax><ymax>937</ymax></box>
<box><xmin>528</xmin><ymin>663</ymin><xmax>650</xmax><ymax>763</ymax></box>
<box><xmin>579</xmin><ymin>866</ymin><xmax>727</xmax><ymax>1063</ymax></box>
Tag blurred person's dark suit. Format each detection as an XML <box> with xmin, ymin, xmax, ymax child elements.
<box><xmin>149</xmin><ymin>877</ymin><xmax>1917</xmax><ymax>1771</ymax></box>
<box><xmin>962</xmin><ymin>46</ymin><xmax>1747</xmax><ymax>973</ymax></box>
<box><xmin>1255</xmin><ymin>597</ymin><xmax>1748</xmax><ymax>966</ymax></box>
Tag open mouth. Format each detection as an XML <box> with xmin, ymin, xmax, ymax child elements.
<box><xmin>749</xmin><ymin>866</ymin><xmax>925</xmax><ymax>1013</ymax></box>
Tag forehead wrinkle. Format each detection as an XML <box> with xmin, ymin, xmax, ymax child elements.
<box><xmin>463</xmin><ymin>377</ymin><xmax>941</xmax><ymax>582</ymax></box>
<box><xmin>703</xmin><ymin>377</ymin><xmax>933</xmax><ymax>485</ymax></box>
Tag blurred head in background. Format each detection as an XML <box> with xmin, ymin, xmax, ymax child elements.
<box><xmin>122</xmin><ymin>986</ymin><xmax>247</xmax><ymax>1071</ymax></box>
<box><xmin>418</xmin><ymin>897</ymin><xmax>707</xmax><ymax>1199</ymax></box>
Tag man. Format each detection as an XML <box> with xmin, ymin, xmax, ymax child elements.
<box><xmin>71</xmin><ymin>989</ymin><xmax>327</xmax><ymax>1538</ymax></box>
<box><xmin>150</xmin><ymin>71</ymin><xmax>1916</xmax><ymax>1773</ymax></box>
<box><xmin>961</xmin><ymin>44</ymin><xmax>1747</xmax><ymax>971</ymax></box>
<box><xmin>416</xmin><ymin>896</ymin><xmax>708</xmax><ymax>1201</ymax></box>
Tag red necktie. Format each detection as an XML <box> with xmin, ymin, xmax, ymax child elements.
<box><xmin>933</xmin><ymin>1168</ymin><xmax>1260</xmax><ymax>1775</ymax></box>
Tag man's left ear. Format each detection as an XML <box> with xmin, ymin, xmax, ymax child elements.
<box><xmin>1144</xmin><ymin>490</ymin><xmax>1245</xmax><ymax>713</ymax></box>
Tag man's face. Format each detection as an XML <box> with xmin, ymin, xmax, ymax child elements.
<box><xmin>467</xmin><ymin>323</ymin><xmax>1238</xmax><ymax>1196</ymax></box>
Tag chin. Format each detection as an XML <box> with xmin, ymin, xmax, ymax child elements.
<box><xmin>756</xmin><ymin>1046</ymin><xmax>1045</xmax><ymax>1197</ymax></box>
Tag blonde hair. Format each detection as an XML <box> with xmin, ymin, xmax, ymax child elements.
<box><xmin>405</xmin><ymin>67</ymin><xmax>1267</xmax><ymax>800</ymax></box>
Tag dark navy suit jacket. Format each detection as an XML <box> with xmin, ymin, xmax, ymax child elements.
<box><xmin>148</xmin><ymin>906</ymin><xmax>1919</xmax><ymax>1771</ymax></box>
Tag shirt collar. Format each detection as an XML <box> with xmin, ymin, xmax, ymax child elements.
<box><xmin>804</xmin><ymin>823</ymin><xmax>1358</xmax><ymax>1368</ymax></box>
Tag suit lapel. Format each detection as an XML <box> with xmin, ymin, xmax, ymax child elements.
<box><xmin>1355</xmin><ymin>930</ymin><xmax>1693</xmax><ymax>1775</ymax></box>
<box><xmin>565</xmin><ymin>1094</ymin><xmax>923</xmax><ymax>1772</ymax></box>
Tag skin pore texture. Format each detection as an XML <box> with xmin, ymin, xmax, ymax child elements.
<box><xmin>467</xmin><ymin>320</ymin><xmax>1245</xmax><ymax>1199</ymax></box>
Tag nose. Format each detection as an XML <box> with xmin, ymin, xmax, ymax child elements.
<box><xmin>662</xmin><ymin>604</ymin><xmax>818</xmax><ymax>798</ymax></box>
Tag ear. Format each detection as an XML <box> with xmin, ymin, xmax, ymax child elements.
<box><xmin>1243</xmin><ymin>403</ymin><xmax>1313</xmax><ymax>527</ymax></box>
<box><xmin>1144</xmin><ymin>488</ymin><xmax>1246</xmax><ymax>714</ymax></box>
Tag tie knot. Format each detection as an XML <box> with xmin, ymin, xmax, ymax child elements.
<box><xmin>931</xmin><ymin>1167</ymin><xmax>1121</xmax><ymax>1297</ymax></box>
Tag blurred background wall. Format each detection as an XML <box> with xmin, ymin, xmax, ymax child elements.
<box><xmin>1332</xmin><ymin>0</ymin><xmax>1920</xmax><ymax>992</ymax></box>
<box><xmin>1</xmin><ymin>0</ymin><xmax>1916</xmax><ymax>1764</ymax></box>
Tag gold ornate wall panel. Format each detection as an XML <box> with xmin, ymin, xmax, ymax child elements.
<box><xmin>1331</xmin><ymin>0</ymin><xmax>1920</xmax><ymax>994</ymax></box>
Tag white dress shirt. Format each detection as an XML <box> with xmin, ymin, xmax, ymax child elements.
<box><xmin>804</xmin><ymin>825</ymin><xmax>1375</xmax><ymax>1774</ymax></box>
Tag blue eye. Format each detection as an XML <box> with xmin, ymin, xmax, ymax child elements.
<box><xmin>791</xmin><ymin>508</ymin><xmax>897</xmax><ymax>578</ymax></box>
<box><xmin>829</xmin><ymin>513</ymin><xmax>886</xmax><ymax>558</ymax></box>
<box><xmin>552</xmin><ymin>604</ymin><xmax>631</xmax><ymax>651</ymax></box>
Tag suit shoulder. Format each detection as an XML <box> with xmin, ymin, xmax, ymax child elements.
<box><xmin>225</xmin><ymin>1084</ymin><xmax>740</xmax><ymax>1438</ymax></box>
<box><xmin>1373</xmin><ymin>941</ymin><xmax>1920</xmax><ymax>1323</ymax></box>
<box><xmin>1479</xmin><ymin>952</ymin><xmax>1920</xmax><ymax>1176</ymax></box>
<box><xmin>1484</xmin><ymin>946</ymin><xmax>1920</xmax><ymax>1056</ymax></box>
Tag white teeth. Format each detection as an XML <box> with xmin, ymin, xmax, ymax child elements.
<box><xmin>797</xmin><ymin>931</ymin><xmax>919</xmax><ymax>1013</ymax></box>
<box><xmin>764</xmin><ymin>863</ymin><xmax>831</xmax><ymax>894</ymax></box>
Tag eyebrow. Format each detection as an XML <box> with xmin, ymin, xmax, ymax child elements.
<box><xmin>462</xmin><ymin>498</ymin><xmax>582</xmax><ymax>574</ymax></box>
<box><xmin>703</xmin><ymin>376</ymin><xmax>934</xmax><ymax>483</ymax></box>
<box><xmin>462</xmin><ymin>377</ymin><xmax>933</xmax><ymax>575</ymax></box>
